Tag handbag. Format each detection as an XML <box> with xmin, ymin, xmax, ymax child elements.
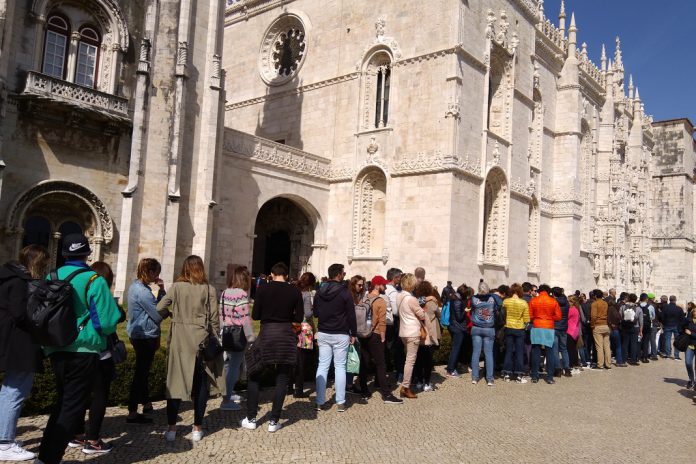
<box><xmin>200</xmin><ymin>285</ymin><xmax>223</xmax><ymax>361</ymax></box>
<box><xmin>108</xmin><ymin>333</ymin><xmax>127</xmax><ymax>364</ymax></box>
<box><xmin>222</xmin><ymin>325</ymin><xmax>246</xmax><ymax>352</ymax></box>
<box><xmin>673</xmin><ymin>332</ymin><xmax>691</xmax><ymax>352</ymax></box>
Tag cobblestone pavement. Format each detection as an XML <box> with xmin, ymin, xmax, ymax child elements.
<box><xmin>16</xmin><ymin>358</ymin><xmax>696</xmax><ymax>464</ymax></box>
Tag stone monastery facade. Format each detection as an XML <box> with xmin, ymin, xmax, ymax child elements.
<box><xmin>0</xmin><ymin>0</ymin><xmax>694</xmax><ymax>302</ymax></box>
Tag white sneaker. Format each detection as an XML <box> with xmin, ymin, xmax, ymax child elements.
<box><xmin>571</xmin><ymin>368</ymin><xmax>581</xmax><ymax>376</ymax></box>
<box><xmin>240</xmin><ymin>417</ymin><xmax>257</xmax><ymax>430</ymax></box>
<box><xmin>267</xmin><ymin>420</ymin><xmax>282</xmax><ymax>433</ymax></box>
<box><xmin>229</xmin><ymin>394</ymin><xmax>242</xmax><ymax>403</ymax></box>
<box><xmin>191</xmin><ymin>430</ymin><xmax>204</xmax><ymax>442</ymax></box>
<box><xmin>0</xmin><ymin>443</ymin><xmax>35</xmax><ymax>461</ymax></box>
<box><xmin>220</xmin><ymin>400</ymin><xmax>241</xmax><ymax>411</ymax></box>
<box><xmin>422</xmin><ymin>384</ymin><xmax>433</xmax><ymax>392</ymax></box>
<box><xmin>164</xmin><ymin>430</ymin><xmax>176</xmax><ymax>442</ymax></box>
<box><xmin>487</xmin><ymin>381</ymin><xmax>494</xmax><ymax>387</ymax></box>
<box><xmin>515</xmin><ymin>377</ymin><xmax>528</xmax><ymax>384</ymax></box>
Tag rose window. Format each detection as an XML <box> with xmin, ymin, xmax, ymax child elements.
<box><xmin>259</xmin><ymin>14</ymin><xmax>308</xmax><ymax>86</ymax></box>
<box><xmin>273</xmin><ymin>28</ymin><xmax>306</xmax><ymax>77</ymax></box>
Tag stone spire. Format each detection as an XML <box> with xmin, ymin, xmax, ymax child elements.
<box><xmin>634</xmin><ymin>87</ymin><xmax>641</xmax><ymax>104</ymax></box>
<box><xmin>614</xmin><ymin>36</ymin><xmax>623</xmax><ymax>69</ymax></box>
<box><xmin>559</xmin><ymin>0</ymin><xmax>566</xmax><ymax>36</ymax></box>
<box><xmin>628</xmin><ymin>74</ymin><xmax>634</xmax><ymax>99</ymax></box>
<box><xmin>567</xmin><ymin>12</ymin><xmax>577</xmax><ymax>56</ymax></box>
<box><xmin>601</xmin><ymin>44</ymin><xmax>607</xmax><ymax>71</ymax></box>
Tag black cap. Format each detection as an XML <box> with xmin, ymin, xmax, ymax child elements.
<box><xmin>62</xmin><ymin>233</ymin><xmax>92</xmax><ymax>257</ymax></box>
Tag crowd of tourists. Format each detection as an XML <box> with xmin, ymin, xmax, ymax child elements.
<box><xmin>1</xmin><ymin>235</ymin><xmax>696</xmax><ymax>463</ymax></box>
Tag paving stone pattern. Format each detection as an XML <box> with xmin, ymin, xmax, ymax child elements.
<box><xmin>16</xmin><ymin>359</ymin><xmax>696</xmax><ymax>463</ymax></box>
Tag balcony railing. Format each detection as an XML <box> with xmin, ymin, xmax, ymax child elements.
<box><xmin>22</xmin><ymin>71</ymin><xmax>129</xmax><ymax>121</ymax></box>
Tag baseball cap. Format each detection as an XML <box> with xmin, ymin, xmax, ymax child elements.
<box><xmin>371</xmin><ymin>275</ymin><xmax>389</xmax><ymax>287</ymax></box>
<box><xmin>62</xmin><ymin>233</ymin><xmax>92</xmax><ymax>257</ymax></box>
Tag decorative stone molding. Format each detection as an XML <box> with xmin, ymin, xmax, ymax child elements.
<box><xmin>21</xmin><ymin>71</ymin><xmax>129</xmax><ymax>122</ymax></box>
<box><xmin>510</xmin><ymin>177</ymin><xmax>535</xmax><ymax>199</ymax></box>
<box><xmin>137</xmin><ymin>38</ymin><xmax>151</xmax><ymax>75</ymax></box>
<box><xmin>445</xmin><ymin>98</ymin><xmax>461</xmax><ymax>119</ymax></box>
<box><xmin>210</xmin><ymin>54</ymin><xmax>222</xmax><ymax>89</ymax></box>
<box><xmin>351</xmin><ymin>168</ymin><xmax>387</xmax><ymax>257</ymax></box>
<box><xmin>391</xmin><ymin>151</ymin><xmax>481</xmax><ymax>179</ymax></box>
<box><xmin>356</xmin><ymin>17</ymin><xmax>402</xmax><ymax>70</ymax></box>
<box><xmin>6</xmin><ymin>180</ymin><xmax>114</xmax><ymax>246</ymax></box>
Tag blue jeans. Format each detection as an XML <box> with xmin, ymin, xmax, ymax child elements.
<box><xmin>470</xmin><ymin>326</ymin><xmax>495</xmax><ymax>382</ymax></box>
<box><xmin>650</xmin><ymin>326</ymin><xmax>658</xmax><ymax>356</ymax></box>
<box><xmin>663</xmin><ymin>327</ymin><xmax>681</xmax><ymax>358</ymax></box>
<box><xmin>315</xmin><ymin>332</ymin><xmax>350</xmax><ymax>405</ymax></box>
<box><xmin>553</xmin><ymin>330</ymin><xmax>570</xmax><ymax>370</ymax></box>
<box><xmin>447</xmin><ymin>328</ymin><xmax>465</xmax><ymax>373</ymax></box>
<box><xmin>502</xmin><ymin>328</ymin><xmax>525</xmax><ymax>376</ymax></box>
<box><xmin>610</xmin><ymin>329</ymin><xmax>624</xmax><ymax>364</ymax></box>
<box><xmin>622</xmin><ymin>327</ymin><xmax>639</xmax><ymax>362</ymax></box>
<box><xmin>685</xmin><ymin>347</ymin><xmax>695</xmax><ymax>382</ymax></box>
<box><xmin>224</xmin><ymin>350</ymin><xmax>245</xmax><ymax>401</ymax></box>
<box><xmin>531</xmin><ymin>344</ymin><xmax>554</xmax><ymax>381</ymax></box>
<box><xmin>0</xmin><ymin>370</ymin><xmax>35</xmax><ymax>442</ymax></box>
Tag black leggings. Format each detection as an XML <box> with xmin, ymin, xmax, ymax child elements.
<box><xmin>128</xmin><ymin>337</ymin><xmax>159</xmax><ymax>412</ymax></box>
<box><xmin>75</xmin><ymin>358</ymin><xmax>115</xmax><ymax>440</ymax></box>
<box><xmin>247</xmin><ymin>364</ymin><xmax>292</xmax><ymax>423</ymax></box>
<box><xmin>567</xmin><ymin>336</ymin><xmax>580</xmax><ymax>368</ymax></box>
<box><xmin>166</xmin><ymin>357</ymin><xmax>209</xmax><ymax>426</ymax></box>
<box><xmin>293</xmin><ymin>349</ymin><xmax>313</xmax><ymax>392</ymax></box>
<box><xmin>413</xmin><ymin>345</ymin><xmax>434</xmax><ymax>385</ymax></box>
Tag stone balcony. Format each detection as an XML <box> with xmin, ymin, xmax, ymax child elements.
<box><xmin>20</xmin><ymin>71</ymin><xmax>130</xmax><ymax>124</ymax></box>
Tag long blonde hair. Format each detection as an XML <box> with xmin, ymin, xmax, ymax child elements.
<box><xmin>176</xmin><ymin>255</ymin><xmax>208</xmax><ymax>284</ymax></box>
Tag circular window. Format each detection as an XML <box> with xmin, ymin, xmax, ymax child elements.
<box><xmin>259</xmin><ymin>14</ymin><xmax>308</xmax><ymax>86</ymax></box>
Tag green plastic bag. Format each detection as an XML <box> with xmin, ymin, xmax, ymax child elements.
<box><xmin>346</xmin><ymin>343</ymin><xmax>360</xmax><ymax>374</ymax></box>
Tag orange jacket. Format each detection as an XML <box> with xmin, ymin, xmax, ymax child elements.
<box><xmin>528</xmin><ymin>291</ymin><xmax>562</xmax><ymax>329</ymax></box>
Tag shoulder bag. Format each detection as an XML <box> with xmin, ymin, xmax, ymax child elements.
<box><xmin>220</xmin><ymin>290</ymin><xmax>247</xmax><ymax>352</ymax></box>
<box><xmin>200</xmin><ymin>285</ymin><xmax>223</xmax><ymax>361</ymax></box>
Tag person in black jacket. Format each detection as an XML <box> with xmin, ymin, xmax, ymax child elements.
<box><xmin>445</xmin><ymin>285</ymin><xmax>470</xmax><ymax>377</ymax></box>
<box><xmin>681</xmin><ymin>308</ymin><xmax>696</xmax><ymax>390</ymax></box>
<box><xmin>661</xmin><ymin>296</ymin><xmax>686</xmax><ymax>359</ymax></box>
<box><xmin>552</xmin><ymin>288</ymin><xmax>572</xmax><ymax>377</ymax></box>
<box><xmin>0</xmin><ymin>245</ymin><xmax>49</xmax><ymax>462</ymax></box>
<box><xmin>313</xmin><ymin>263</ymin><xmax>356</xmax><ymax>412</ymax></box>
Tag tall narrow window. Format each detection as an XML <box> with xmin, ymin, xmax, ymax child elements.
<box><xmin>361</xmin><ymin>49</ymin><xmax>393</xmax><ymax>130</ymax></box>
<box><xmin>75</xmin><ymin>27</ymin><xmax>100</xmax><ymax>88</ymax></box>
<box><xmin>42</xmin><ymin>15</ymin><xmax>70</xmax><ymax>79</ymax></box>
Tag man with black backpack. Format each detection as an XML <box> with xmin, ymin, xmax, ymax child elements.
<box><xmin>638</xmin><ymin>293</ymin><xmax>653</xmax><ymax>363</ymax></box>
<box><xmin>620</xmin><ymin>293</ymin><xmax>642</xmax><ymax>366</ymax></box>
<box><xmin>35</xmin><ymin>234</ymin><xmax>121</xmax><ymax>464</ymax></box>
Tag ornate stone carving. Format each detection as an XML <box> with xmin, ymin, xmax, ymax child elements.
<box><xmin>482</xmin><ymin>168</ymin><xmax>509</xmax><ymax>266</ymax></box>
<box><xmin>21</xmin><ymin>71</ymin><xmax>129</xmax><ymax>121</ymax></box>
<box><xmin>375</xmin><ymin>17</ymin><xmax>386</xmax><ymax>38</ymax></box>
<box><xmin>137</xmin><ymin>38</ymin><xmax>151</xmax><ymax>74</ymax></box>
<box><xmin>6</xmin><ymin>180</ymin><xmax>114</xmax><ymax>246</ymax></box>
<box><xmin>352</xmin><ymin>169</ymin><xmax>387</xmax><ymax>256</ymax></box>
<box><xmin>445</xmin><ymin>98</ymin><xmax>461</xmax><ymax>119</ymax></box>
<box><xmin>392</xmin><ymin>151</ymin><xmax>481</xmax><ymax>178</ymax></box>
<box><xmin>211</xmin><ymin>54</ymin><xmax>222</xmax><ymax>89</ymax></box>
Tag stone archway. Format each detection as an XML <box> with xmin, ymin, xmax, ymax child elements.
<box><xmin>252</xmin><ymin>197</ymin><xmax>314</xmax><ymax>279</ymax></box>
<box><xmin>6</xmin><ymin>181</ymin><xmax>114</xmax><ymax>266</ymax></box>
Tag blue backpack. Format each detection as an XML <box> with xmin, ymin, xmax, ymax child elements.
<box><xmin>440</xmin><ymin>300</ymin><xmax>451</xmax><ymax>327</ymax></box>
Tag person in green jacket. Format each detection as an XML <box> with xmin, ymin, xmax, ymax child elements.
<box><xmin>36</xmin><ymin>234</ymin><xmax>121</xmax><ymax>464</ymax></box>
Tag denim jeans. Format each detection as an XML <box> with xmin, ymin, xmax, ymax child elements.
<box><xmin>650</xmin><ymin>326</ymin><xmax>658</xmax><ymax>356</ymax></box>
<box><xmin>622</xmin><ymin>327</ymin><xmax>639</xmax><ymax>363</ymax></box>
<box><xmin>0</xmin><ymin>370</ymin><xmax>35</xmax><ymax>442</ymax></box>
<box><xmin>553</xmin><ymin>330</ymin><xmax>570</xmax><ymax>370</ymax></box>
<box><xmin>470</xmin><ymin>326</ymin><xmax>495</xmax><ymax>382</ymax></box>
<box><xmin>663</xmin><ymin>326</ymin><xmax>681</xmax><ymax>358</ymax></box>
<box><xmin>610</xmin><ymin>329</ymin><xmax>624</xmax><ymax>364</ymax></box>
<box><xmin>502</xmin><ymin>328</ymin><xmax>525</xmax><ymax>376</ymax></box>
<box><xmin>224</xmin><ymin>350</ymin><xmax>245</xmax><ymax>400</ymax></box>
<box><xmin>531</xmin><ymin>344</ymin><xmax>554</xmax><ymax>381</ymax></box>
<box><xmin>685</xmin><ymin>347</ymin><xmax>695</xmax><ymax>382</ymax></box>
<box><xmin>315</xmin><ymin>332</ymin><xmax>350</xmax><ymax>405</ymax></box>
<box><xmin>446</xmin><ymin>328</ymin><xmax>465</xmax><ymax>373</ymax></box>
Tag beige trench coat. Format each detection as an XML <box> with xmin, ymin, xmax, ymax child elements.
<box><xmin>157</xmin><ymin>282</ymin><xmax>224</xmax><ymax>400</ymax></box>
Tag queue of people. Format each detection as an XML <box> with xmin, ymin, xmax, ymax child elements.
<box><xmin>1</xmin><ymin>242</ymin><xmax>695</xmax><ymax>463</ymax></box>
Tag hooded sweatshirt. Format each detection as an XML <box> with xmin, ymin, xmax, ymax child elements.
<box><xmin>313</xmin><ymin>280</ymin><xmax>357</xmax><ymax>336</ymax></box>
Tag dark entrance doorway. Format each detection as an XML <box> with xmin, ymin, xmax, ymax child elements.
<box><xmin>252</xmin><ymin>197</ymin><xmax>314</xmax><ymax>278</ymax></box>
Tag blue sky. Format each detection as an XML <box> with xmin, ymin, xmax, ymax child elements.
<box><xmin>544</xmin><ymin>1</ymin><xmax>695</xmax><ymax>124</ymax></box>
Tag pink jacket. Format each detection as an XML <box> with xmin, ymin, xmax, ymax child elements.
<box><xmin>567</xmin><ymin>306</ymin><xmax>580</xmax><ymax>340</ymax></box>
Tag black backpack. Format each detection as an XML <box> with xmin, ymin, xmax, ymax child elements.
<box><xmin>642</xmin><ymin>305</ymin><xmax>652</xmax><ymax>333</ymax></box>
<box><xmin>26</xmin><ymin>268</ymin><xmax>91</xmax><ymax>347</ymax></box>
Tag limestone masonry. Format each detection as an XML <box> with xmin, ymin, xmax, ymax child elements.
<box><xmin>0</xmin><ymin>0</ymin><xmax>694</xmax><ymax>301</ymax></box>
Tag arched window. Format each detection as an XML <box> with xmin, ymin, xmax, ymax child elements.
<box><xmin>361</xmin><ymin>50</ymin><xmax>392</xmax><ymax>130</ymax></box>
<box><xmin>22</xmin><ymin>216</ymin><xmax>52</xmax><ymax>249</ymax></box>
<box><xmin>482</xmin><ymin>168</ymin><xmax>508</xmax><ymax>264</ymax></box>
<box><xmin>42</xmin><ymin>15</ymin><xmax>70</xmax><ymax>79</ymax></box>
<box><xmin>75</xmin><ymin>26</ymin><xmax>100</xmax><ymax>88</ymax></box>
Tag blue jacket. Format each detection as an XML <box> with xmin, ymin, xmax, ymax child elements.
<box><xmin>660</xmin><ymin>303</ymin><xmax>685</xmax><ymax>328</ymax></box>
<box><xmin>470</xmin><ymin>294</ymin><xmax>498</xmax><ymax>329</ymax></box>
<box><xmin>127</xmin><ymin>280</ymin><xmax>164</xmax><ymax>339</ymax></box>
<box><xmin>554</xmin><ymin>295</ymin><xmax>570</xmax><ymax>331</ymax></box>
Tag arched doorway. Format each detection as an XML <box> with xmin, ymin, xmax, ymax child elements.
<box><xmin>252</xmin><ymin>197</ymin><xmax>314</xmax><ymax>279</ymax></box>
